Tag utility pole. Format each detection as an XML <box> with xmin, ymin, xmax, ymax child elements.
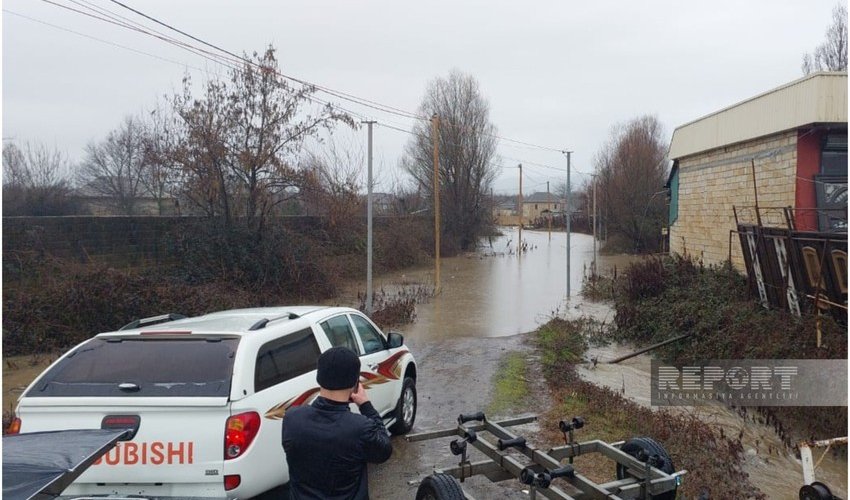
<box><xmin>592</xmin><ymin>173</ymin><xmax>598</xmax><ymax>276</ymax></box>
<box><xmin>518</xmin><ymin>164</ymin><xmax>523</xmax><ymax>255</ymax></box>
<box><xmin>363</xmin><ymin>120</ymin><xmax>376</xmax><ymax>314</ymax></box>
<box><xmin>563</xmin><ymin>151</ymin><xmax>572</xmax><ymax>299</ymax></box>
<box><xmin>432</xmin><ymin>114</ymin><xmax>441</xmax><ymax>293</ymax></box>
<box><xmin>547</xmin><ymin>181</ymin><xmax>551</xmax><ymax>241</ymax></box>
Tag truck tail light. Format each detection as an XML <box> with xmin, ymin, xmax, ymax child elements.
<box><xmin>6</xmin><ymin>417</ymin><xmax>21</xmax><ymax>435</ymax></box>
<box><xmin>224</xmin><ymin>411</ymin><xmax>260</xmax><ymax>460</ymax></box>
<box><xmin>224</xmin><ymin>474</ymin><xmax>241</xmax><ymax>491</ymax></box>
<box><xmin>101</xmin><ymin>415</ymin><xmax>140</xmax><ymax>440</ymax></box>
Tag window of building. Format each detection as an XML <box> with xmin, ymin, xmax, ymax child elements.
<box><xmin>821</xmin><ymin>134</ymin><xmax>848</xmax><ymax>176</ymax></box>
<box><xmin>817</xmin><ymin>133</ymin><xmax>848</xmax><ymax>231</ymax></box>
<box><xmin>668</xmin><ymin>167</ymin><xmax>679</xmax><ymax>225</ymax></box>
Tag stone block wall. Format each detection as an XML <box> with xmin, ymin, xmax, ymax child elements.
<box><xmin>669</xmin><ymin>130</ymin><xmax>798</xmax><ymax>269</ymax></box>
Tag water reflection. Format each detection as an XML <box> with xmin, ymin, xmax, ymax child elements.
<box><xmin>374</xmin><ymin>227</ymin><xmax>635</xmax><ymax>342</ymax></box>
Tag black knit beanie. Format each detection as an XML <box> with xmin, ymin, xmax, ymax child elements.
<box><xmin>316</xmin><ymin>346</ymin><xmax>361</xmax><ymax>390</ymax></box>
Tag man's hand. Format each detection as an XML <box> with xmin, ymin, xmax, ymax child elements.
<box><xmin>350</xmin><ymin>381</ymin><xmax>369</xmax><ymax>406</ymax></box>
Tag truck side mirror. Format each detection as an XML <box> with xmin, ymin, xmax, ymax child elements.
<box><xmin>387</xmin><ymin>331</ymin><xmax>404</xmax><ymax>349</ymax></box>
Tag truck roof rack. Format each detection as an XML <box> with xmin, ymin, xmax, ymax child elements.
<box><xmin>248</xmin><ymin>312</ymin><xmax>300</xmax><ymax>331</ymax></box>
<box><xmin>119</xmin><ymin>313</ymin><xmax>187</xmax><ymax>331</ymax></box>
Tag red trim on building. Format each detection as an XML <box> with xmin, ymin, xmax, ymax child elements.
<box><xmin>795</xmin><ymin>129</ymin><xmax>821</xmax><ymax>231</ymax></box>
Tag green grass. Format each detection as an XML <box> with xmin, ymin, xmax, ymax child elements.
<box><xmin>487</xmin><ymin>352</ymin><xmax>529</xmax><ymax>416</ymax></box>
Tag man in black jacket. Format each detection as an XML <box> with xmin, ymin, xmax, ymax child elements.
<box><xmin>282</xmin><ymin>346</ymin><xmax>393</xmax><ymax>499</ymax></box>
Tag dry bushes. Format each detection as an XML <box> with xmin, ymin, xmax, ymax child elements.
<box><xmin>536</xmin><ymin>318</ymin><xmax>766</xmax><ymax>499</ymax></box>
<box><xmin>3</xmin><ymin>217</ymin><xmax>433</xmax><ymax>356</ymax></box>
<box><xmin>360</xmin><ymin>284</ymin><xmax>434</xmax><ymax>329</ymax></box>
<box><xmin>609</xmin><ymin>256</ymin><xmax>847</xmax><ymax>442</ymax></box>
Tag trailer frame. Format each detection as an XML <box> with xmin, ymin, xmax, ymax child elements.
<box><xmin>406</xmin><ymin>412</ymin><xmax>686</xmax><ymax>500</ymax></box>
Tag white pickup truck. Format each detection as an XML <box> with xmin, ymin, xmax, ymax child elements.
<box><xmin>10</xmin><ymin>306</ymin><xmax>418</xmax><ymax>499</ymax></box>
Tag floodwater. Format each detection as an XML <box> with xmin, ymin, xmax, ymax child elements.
<box><xmin>362</xmin><ymin>227</ymin><xmax>635</xmax><ymax>342</ymax></box>
<box><xmin>579</xmin><ymin>342</ymin><xmax>849</xmax><ymax>500</ymax></box>
<box><xmin>359</xmin><ymin>226</ymin><xmax>847</xmax><ymax>500</ymax></box>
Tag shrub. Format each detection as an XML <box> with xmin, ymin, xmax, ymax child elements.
<box><xmin>536</xmin><ymin>318</ymin><xmax>765</xmax><ymax>499</ymax></box>
<box><xmin>173</xmin><ymin>222</ymin><xmax>336</xmax><ymax>299</ymax></box>
<box><xmin>609</xmin><ymin>255</ymin><xmax>847</xmax><ymax>442</ymax></box>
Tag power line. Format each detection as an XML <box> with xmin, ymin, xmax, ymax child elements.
<box><xmin>106</xmin><ymin>0</ymin><xmax>423</xmax><ymax>121</ymax></box>
<box><xmin>4</xmin><ymin>9</ymin><xmax>203</xmax><ymax>71</ymax></box>
<box><xmin>31</xmin><ymin>0</ymin><xmax>379</xmax><ymax>123</ymax></box>
<box><xmin>53</xmin><ymin>0</ymin><xmax>567</xmax><ymax>153</ymax></box>
<box><xmin>27</xmin><ymin>0</ymin><xmax>581</xmax><ymax>175</ymax></box>
<box><xmin>376</xmin><ymin>121</ymin><xmax>557</xmax><ymax>176</ymax></box>
<box><xmin>38</xmin><ymin>0</ymin><xmax>246</xmax><ymax>71</ymax></box>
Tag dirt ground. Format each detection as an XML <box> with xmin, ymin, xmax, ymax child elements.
<box><xmin>368</xmin><ymin>332</ymin><xmax>555</xmax><ymax>500</ymax></box>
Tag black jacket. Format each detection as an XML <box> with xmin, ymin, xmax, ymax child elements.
<box><xmin>281</xmin><ymin>396</ymin><xmax>393</xmax><ymax>500</ymax></box>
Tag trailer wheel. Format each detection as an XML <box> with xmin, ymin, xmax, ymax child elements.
<box><xmin>800</xmin><ymin>481</ymin><xmax>834</xmax><ymax>500</ymax></box>
<box><xmin>415</xmin><ymin>473</ymin><xmax>465</xmax><ymax>500</ymax></box>
<box><xmin>615</xmin><ymin>437</ymin><xmax>676</xmax><ymax>500</ymax></box>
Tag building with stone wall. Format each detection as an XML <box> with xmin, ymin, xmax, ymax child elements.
<box><xmin>667</xmin><ymin>72</ymin><xmax>847</xmax><ymax>269</ymax></box>
<box><xmin>521</xmin><ymin>192</ymin><xmax>561</xmax><ymax>222</ymax></box>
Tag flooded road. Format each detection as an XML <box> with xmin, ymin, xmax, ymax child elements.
<box><xmin>364</xmin><ymin>228</ymin><xmax>636</xmax><ymax>498</ymax></box>
<box><xmin>361</xmin><ymin>227</ymin><xmax>847</xmax><ymax>500</ymax></box>
<box><xmin>359</xmin><ymin>228</ymin><xmax>635</xmax><ymax>341</ymax></box>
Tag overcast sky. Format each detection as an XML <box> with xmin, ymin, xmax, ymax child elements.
<box><xmin>2</xmin><ymin>0</ymin><xmax>842</xmax><ymax>194</ymax></box>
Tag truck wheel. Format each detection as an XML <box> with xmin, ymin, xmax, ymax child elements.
<box><xmin>800</xmin><ymin>482</ymin><xmax>834</xmax><ymax>500</ymax></box>
<box><xmin>389</xmin><ymin>376</ymin><xmax>417</xmax><ymax>435</ymax></box>
<box><xmin>415</xmin><ymin>473</ymin><xmax>465</xmax><ymax>500</ymax></box>
<box><xmin>615</xmin><ymin>437</ymin><xmax>676</xmax><ymax>500</ymax></box>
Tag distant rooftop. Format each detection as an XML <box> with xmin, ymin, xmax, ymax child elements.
<box><xmin>523</xmin><ymin>192</ymin><xmax>559</xmax><ymax>203</ymax></box>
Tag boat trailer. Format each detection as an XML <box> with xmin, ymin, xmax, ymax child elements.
<box><xmin>406</xmin><ymin>411</ymin><xmax>686</xmax><ymax>499</ymax></box>
<box><xmin>798</xmin><ymin>436</ymin><xmax>847</xmax><ymax>500</ymax></box>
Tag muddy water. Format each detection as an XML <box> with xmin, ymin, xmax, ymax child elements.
<box><xmin>357</xmin><ymin>227</ymin><xmax>846</xmax><ymax>499</ymax></box>
<box><xmin>345</xmin><ymin>228</ymin><xmax>636</xmax><ymax>342</ymax></box>
<box><xmin>579</xmin><ymin>340</ymin><xmax>849</xmax><ymax>500</ymax></box>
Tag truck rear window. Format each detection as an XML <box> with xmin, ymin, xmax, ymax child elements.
<box><xmin>26</xmin><ymin>337</ymin><xmax>238</xmax><ymax>398</ymax></box>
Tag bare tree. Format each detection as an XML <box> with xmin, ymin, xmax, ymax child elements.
<box><xmin>139</xmin><ymin>106</ymin><xmax>181</xmax><ymax>215</ymax></box>
<box><xmin>158</xmin><ymin>46</ymin><xmax>354</xmax><ymax>231</ymax></box>
<box><xmin>2</xmin><ymin>141</ymin><xmax>83</xmax><ymax>216</ymax></box>
<box><xmin>802</xmin><ymin>3</ymin><xmax>848</xmax><ymax>74</ymax></box>
<box><xmin>78</xmin><ymin>116</ymin><xmax>149</xmax><ymax>215</ymax></box>
<box><xmin>300</xmin><ymin>140</ymin><xmax>365</xmax><ymax>229</ymax></box>
<box><xmin>592</xmin><ymin>115</ymin><xmax>667</xmax><ymax>253</ymax></box>
<box><xmin>402</xmin><ymin>70</ymin><xmax>499</xmax><ymax>251</ymax></box>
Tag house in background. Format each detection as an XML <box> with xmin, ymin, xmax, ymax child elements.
<box><xmin>667</xmin><ymin>71</ymin><xmax>847</xmax><ymax>269</ymax></box>
<box><xmin>493</xmin><ymin>200</ymin><xmax>518</xmax><ymax>225</ymax></box>
<box><xmin>492</xmin><ymin>192</ymin><xmax>585</xmax><ymax>227</ymax></box>
<box><xmin>521</xmin><ymin>192</ymin><xmax>561</xmax><ymax>223</ymax></box>
<box><xmin>74</xmin><ymin>177</ymin><xmax>179</xmax><ymax>216</ymax></box>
